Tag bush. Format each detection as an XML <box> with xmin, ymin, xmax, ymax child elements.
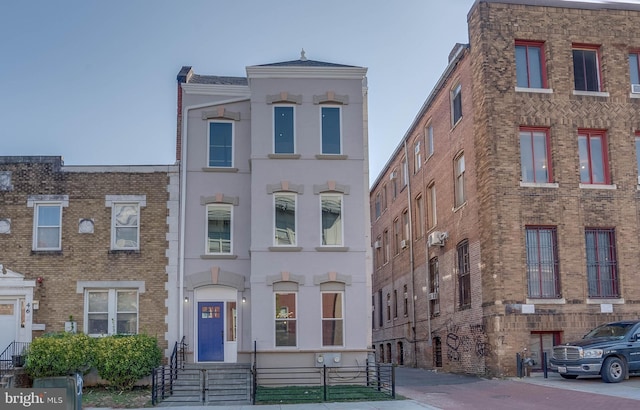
<box><xmin>93</xmin><ymin>334</ymin><xmax>162</xmax><ymax>390</ymax></box>
<box><xmin>25</xmin><ymin>332</ymin><xmax>93</xmax><ymax>379</ymax></box>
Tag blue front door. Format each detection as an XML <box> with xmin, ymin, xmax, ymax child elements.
<box><xmin>198</xmin><ymin>302</ymin><xmax>224</xmax><ymax>361</ymax></box>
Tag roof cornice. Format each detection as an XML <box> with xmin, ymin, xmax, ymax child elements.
<box><xmin>246</xmin><ymin>66</ymin><xmax>367</xmax><ymax>80</ymax></box>
<box><xmin>181</xmin><ymin>83</ymin><xmax>251</xmax><ymax>97</ymax></box>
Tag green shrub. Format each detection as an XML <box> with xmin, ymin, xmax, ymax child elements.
<box><xmin>93</xmin><ymin>334</ymin><xmax>162</xmax><ymax>390</ymax></box>
<box><xmin>24</xmin><ymin>332</ymin><xmax>93</xmax><ymax>378</ymax></box>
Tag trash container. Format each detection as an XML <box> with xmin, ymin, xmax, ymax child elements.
<box><xmin>32</xmin><ymin>373</ymin><xmax>82</xmax><ymax>410</ymax></box>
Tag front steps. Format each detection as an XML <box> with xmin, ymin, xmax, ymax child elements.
<box><xmin>157</xmin><ymin>363</ymin><xmax>251</xmax><ymax>406</ymax></box>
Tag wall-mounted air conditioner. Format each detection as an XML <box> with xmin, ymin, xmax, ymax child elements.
<box><xmin>400</xmin><ymin>239</ymin><xmax>408</xmax><ymax>249</ymax></box>
<box><xmin>427</xmin><ymin>231</ymin><xmax>447</xmax><ymax>247</ymax></box>
<box><xmin>632</xmin><ymin>84</ymin><xmax>640</xmax><ymax>94</ymax></box>
<box><xmin>374</xmin><ymin>240</ymin><xmax>381</xmax><ymax>249</ymax></box>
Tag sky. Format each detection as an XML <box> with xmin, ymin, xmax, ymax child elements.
<box><xmin>5</xmin><ymin>0</ymin><xmax>633</xmax><ymax>185</ymax></box>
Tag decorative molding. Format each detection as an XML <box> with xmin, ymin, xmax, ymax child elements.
<box><xmin>266</xmin><ymin>92</ymin><xmax>302</xmax><ymax>105</ymax></box>
<box><xmin>181</xmin><ymin>83</ymin><xmax>251</xmax><ymax>97</ymax></box>
<box><xmin>76</xmin><ymin>280</ymin><xmax>146</xmax><ymax>293</ymax></box>
<box><xmin>268</xmin><ymin>246</ymin><xmax>303</xmax><ymax>252</ymax></box>
<box><xmin>105</xmin><ymin>195</ymin><xmax>146</xmax><ymax>207</ymax></box>
<box><xmin>200</xmin><ymin>254</ymin><xmax>238</xmax><ymax>260</ymax></box>
<box><xmin>313</xmin><ymin>181</ymin><xmax>350</xmax><ymax>194</ymax></box>
<box><xmin>267</xmin><ymin>181</ymin><xmax>304</xmax><ymax>194</ymax></box>
<box><xmin>185</xmin><ymin>267</ymin><xmax>245</xmax><ymax>291</ymax></box>
<box><xmin>267</xmin><ymin>154</ymin><xmax>301</xmax><ymax>160</ymax></box>
<box><xmin>315</xmin><ymin>246</ymin><xmax>349</xmax><ymax>252</ymax></box>
<box><xmin>0</xmin><ymin>171</ymin><xmax>12</xmax><ymax>191</ymax></box>
<box><xmin>200</xmin><ymin>194</ymin><xmax>239</xmax><ymax>206</ymax></box>
<box><xmin>201</xmin><ymin>167</ymin><xmax>239</xmax><ymax>173</ymax></box>
<box><xmin>313</xmin><ymin>272</ymin><xmax>352</xmax><ymax>285</ymax></box>
<box><xmin>201</xmin><ymin>107</ymin><xmax>241</xmax><ymax>121</ymax></box>
<box><xmin>247</xmin><ymin>66</ymin><xmax>368</xmax><ymax>80</ymax></box>
<box><xmin>0</xmin><ymin>218</ymin><xmax>10</xmax><ymax>234</ymax></box>
<box><xmin>267</xmin><ymin>272</ymin><xmax>305</xmax><ymax>286</ymax></box>
<box><xmin>27</xmin><ymin>195</ymin><xmax>69</xmax><ymax>207</ymax></box>
<box><xmin>313</xmin><ymin>91</ymin><xmax>349</xmax><ymax>105</ymax></box>
<box><xmin>78</xmin><ymin>218</ymin><xmax>94</xmax><ymax>234</ymax></box>
<box><xmin>315</xmin><ymin>154</ymin><xmax>348</xmax><ymax>160</ymax></box>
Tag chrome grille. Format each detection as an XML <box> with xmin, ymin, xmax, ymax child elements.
<box><xmin>553</xmin><ymin>346</ymin><xmax>581</xmax><ymax>361</ymax></box>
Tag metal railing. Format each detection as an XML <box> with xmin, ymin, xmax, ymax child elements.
<box><xmin>0</xmin><ymin>341</ymin><xmax>30</xmax><ymax>386</ymax></box>
<box><xmin>151</xmin><ymin>336</ymin><xmax>186</xmax><ymax>405</ymax></box>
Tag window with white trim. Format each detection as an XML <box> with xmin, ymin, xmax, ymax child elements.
<box><xmin>630</xmin><ymin>51</ymin><xmax>640</xmax><ymax>91</ymax></box>
<box><xmin>426</xmin><ymin>125</ymin><xmax>434</xmax><ymax>157</ymax></box>
<box><xmin>206</xmin><ymin>204</ymin><xmax>232</xmax><ymax>254</ymax></box>
<box><xmin>321</xmin><ymin>194</ymin><xmax>343</xmax><ymax>246</ymax></box>
<box><xmin>274</xmin><ymin>105</ymin><xmax>295</xmax><ymax>154</ymax></box>
<box><xmin>33</xmin><ymin>203</ymin><xmax>62</xmax><ymax>250</ymax></box>
<box><xmin>86</xmin><ymin>289</ymin><xmax>138</xmax><ymax>336</ymax></box>
<box><xmin>413</xmin><ymin>140</ymin><xmax>422</xmax><ymax>172</ymax></box>
<box><xmin>274</xmin><ymin>193</ymin><xmax>296</xmax><ymax>246</ymax></box>
<box><xmin>275</xmin><ymin>292</ymin><xmax>297</xmax><ymax>347</ymax></box>
<box><xmin>321</xmin><ymin>291</ymin><xmax>344</xmax><ymax>346</ymax></box>
<box><xmin>321</xmin><ymin>106</ymin><xmax>341</xmax><ymax>154</ymax></box>
<box><xmin>451</xmin><ymin>83</ymin><xmax>462</xmax><ymax>125</ymax></box>
<box><xmin>112</xmin><ymin>203</ymin><xmax>140</xmax><ymax>250</ymax></box>
<box><xmin>208</xmin><ymin>121</ymin><xmax>233</xmax><ymax>168</ymax></box>
<box><xmin>454</xmin><ymin>154</ymin><xmax>466</xmax><ymax>207</ymax></box>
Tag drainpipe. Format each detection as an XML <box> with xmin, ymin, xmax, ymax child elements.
<box><xmin>402</xmin><ymin>142</ymin><xmax>418</xmax><ymax>368</ymax></box>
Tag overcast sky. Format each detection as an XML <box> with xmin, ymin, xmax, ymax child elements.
<box><xmin>4</xmin><ymin>1</ymin><xmax>635</xmax><ymax>185</ymax></box>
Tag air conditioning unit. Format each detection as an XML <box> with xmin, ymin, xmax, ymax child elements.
<box><xmin>389</xmin><ymin>171</ymin><xmax>397</xmax><ymax>180</ymax></box>
<box><xmin>428</xmin><ymin>292</ymin><xmax>438</xmax><ymax>300</ymax></box>
<box><xmin>374</xmin><ymin>240</ymin><xmax>381</xmax><ymax>249</ymax></box>
<box><xmin>427</xmin><ymin>231</ymin><xmax>447</xmax><ymax>247</ymax></box>
<box><xmin>632</xmin><ymin>84</ymin><xmax>640</xmax><ymax>94</ymax></box>
<box><xmin>400</xmin><ymin>239</ymin><xmax>408</xmax><ymax>249</ymax></box>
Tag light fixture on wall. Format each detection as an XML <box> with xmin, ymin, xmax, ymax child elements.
<box><xmin>242</xmin><ymin>297</ymin><xmax>247</xmax><ymax>303</ymax></box>
<box><xmin>184</xmin><ymin>296</ymin><xmax>189</xmax><ymax>303</ymax></box>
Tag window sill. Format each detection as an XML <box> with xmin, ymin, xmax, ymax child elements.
<box><xmin>31</xmin><ymin>250</ymin><xmax>63</xmax><ymax>255</ymax></box>
<box><xmin>315</xmin><ymin>154</ymin><xmax>348</xmax><ymax>160</ymax></box>
<box><xmin>200</xmin><ymin>254</ymin><xmax>238</xmax><ymax>259</ymax></box>
<box><xmin>520</xmin><ymin>181</ymin><xmax>559</xmax><ymax>188</ymax></box>
<box><xmin>269</xmin><ymin>246</ymin><xmax>303</xmax><ymax>252</ymax></box>
<box><xmin>515</xmin><ymin>87</ymin><xmax>553</xmax><ymax>94</ymax></box>
<box><xmin>202</xmin><ymin>167</ymin><xmax>238</xmax><ymax>173</ymax></box>
<box><xmin>630</xmin><ymin>93</ymin><xmax>640</xmax><ymax>99</ymax></box>
<box><xmin>450</xmin><ymin>117</ymin><xmax>463</xmax><ymax>132</ymax></box>
<box><xmin>586</xmin><ymin>298</ymin><xmax>624</xmax><ymax>304</ymax></box>
<box><xmin>572</xmin><ymin>90</ymin><xmax>610</xmax><ymax>98</ymax></box>
<box><xmin>452</xmin><ymin>201</ymin><xmax>467</xmax><ymax>213</ymax></box>
<box><xmin>315</xmin><ymin>246</ymin><xmax>350</xmax><ymax>252</ymax></box>
<box><xmin>108</xmin><ymin>249</ymin><xmax>140</xmax><ymax>255</ymax></box>
<box><xmin>579</xmin><ymin>183</ymin><xmax>616</xmax><ymax>190</ymax></box>
<box><xmin>268</xmin><ymin>154</ymin><xmax>301</xmax><ymax>159</ymax></box>
<box><xmin>526</xmin><ymin>298</ymin><xmax>566</xmax><ymax>305</ymax></box>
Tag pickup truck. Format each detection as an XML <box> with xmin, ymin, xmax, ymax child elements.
<box><xmin>549</xmin><ymin>320</ymin><xmax>640</xmax><ymax>383</ymax></box>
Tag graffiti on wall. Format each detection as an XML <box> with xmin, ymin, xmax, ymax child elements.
<box><xmin>444</xmin><ymin>319</ymin><xmax>491</xmax><ymax>363</ymax></box>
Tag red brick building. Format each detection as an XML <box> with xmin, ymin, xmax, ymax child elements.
<box><xmin>371</xmin><ymin>0</ymin><xmax>640</xmax><ymax>377</ymax></box>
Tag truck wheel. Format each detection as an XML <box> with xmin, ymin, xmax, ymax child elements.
<box><xmin>601</xmin><ymin>357</ymin><xmax>625</xmax><ymax>383</ymax></box>
<box><xmin>560</xmin><ymin>374</ymin><xmax>578</xmax><ymax>379</ymax></box>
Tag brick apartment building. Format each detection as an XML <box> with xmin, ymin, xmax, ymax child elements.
<box><xmin>0</xmin><ymin>156</ymin><xmax>179</xmax><ymax>358</ymax></box>
<box><xmin>371</xmin><ymin>0</ymin><xmax>640</xmax><ymax>377</ymax></box>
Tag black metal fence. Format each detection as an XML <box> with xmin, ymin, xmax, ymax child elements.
<box><xmin>0</xmin><ymin>341</ymin><xmax>29</xmax><ymax>384</ymax></box>
<box><xmin>151</xmin><ymin>337</ymin><xmax>185</xmax><ymax>405</ymax></box>
<box><xmin>252</xmin><ymin>360</ymin><xmax>395</xmax><ymax>404</ymax></box>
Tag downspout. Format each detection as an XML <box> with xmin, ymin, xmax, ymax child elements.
<box><xmin>403</xmin><ymin>142</ymin><xmax>418</xmax><ymax>367</ymax></box>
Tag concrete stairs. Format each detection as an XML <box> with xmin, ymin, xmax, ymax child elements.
<box><xmin>157</xmin><ymin>363</ymin><xmax>251</xmax><ymax>406</ymax></box>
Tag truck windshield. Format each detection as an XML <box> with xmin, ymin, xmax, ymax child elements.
<box><xmin>584</xmin><ymin>323</ymin><xmax>633</xmax><ymax>339</ymax></box>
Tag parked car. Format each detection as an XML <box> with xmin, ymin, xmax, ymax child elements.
<box><xmin>549</xmin><ymin>320</ymin><xmax>640</xmax><ymax>383</ymax></box>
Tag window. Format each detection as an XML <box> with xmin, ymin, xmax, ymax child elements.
<box><xmin>386</xmin><ymin>293</ymin><xmax>391</xmax><ymax>321</ymax></box>
<box><xmin>520</xmin><ymin>127</ymin><xmax>552</xmax><ymax>183</ymax></box>
<box><xmin>392</xmin><ymin>172</ymin><xmax>398</xmax><ymax>199</ymax></box>
<box><xmin>375</xmin><ymin>235</ymin><xmax>382</xmax><ymax>269</ymax></box>
<box><xmin>415</xmin><ymin>194</ymin><xmax>425</xmax><ymax>239</ymax></box>
<box><xmin>86</xmin><ymin>289</ymin><xmax>138</xmax><ymax>336</ymax></box>
<box><xmin>274</xmin><ymin>193</ymin><xmax>296</xmax><ymax>245</ymax></box>
<box><xmin>206</xmin><ymin>204</ymin><xmax>232</xmax><ymax>254</ymax></box>
<box><xmin>451</xmin><ymin>83</ymin><xmax>462</xmax><ymax>125</ymax></box>
<box><xmin>378</xmin><ymin>289</ymin><xmax>383</xmax><ymax>327</ymax></box>
<box><xmin>402</xmin><ymin>209</ymin><xmax>409</xmax><ymax>242</ymax></box>
<box><xmin>383</xmin><ymin>229</ymin><xmax>389</xmax><ymax>264</ymax></box>
<box><xmin>457</xmin><ymin>240</ymin><xmax>470</xmax><ymax>307</ymax></box>
<box><xmin>635</xmin><ymin>133</ymin><xmax>640</xmax><ymax>184</ymax></box>
<box><xmin>322</xmin><ymin>292</ymin><xmax>344</xmax><ymax>346</ymax></box>
<box><xmin>33</xmin><ymin>203</ymin><xmax>62</xmax><ymax>250</ymax></box>
<box><xmin>403</xmin><ymin>285</ymin><xmax>408</xmax><ymax>316</ymax></box>
<box><xmin>414</xmin><ymin>140</ymin><xmax>422</xmax><ymax>172</ymax></box>
<box><xmin>578</xmin><ymin>129</ymin><xmax>609</xmax><ymax>184</ymax></box>
<box><xmin>112</xmin><ymin>203</ymin><xmax>140</xmax><ymax>250</ymax></box>
<box><xmin>427</xmin><ymin>183</ymin><xmax>437</xmax><ymax>230</ymax></box>
<box><xmin>393</xmin><ymin>289</ymin><xmax>398</xmax><ymax>318</ymax></box>
<box><xmin>372</xmin><ymin>295</ymin><xmax>375</xmax><ymax>329</ymax></box>
<box><xmin>382</xmin><ymin>185</ymin><xmax>387</xmax><ymax>211</ymax></box>
<box><xmin>274</xmin><ymin>106</ymin><xmax>295</xmax><ymax>154</ymax></box>
<box><xmin>515</xmin><ymin>41</ymin><xmax>547</xmax><ymax>88</ymax></box>
<box><xmin>321</xmin><ymin>106</ymin><xmax>341</xmax><ymax>154</ymax></box>
<box><xmin>525</xmin><ymin>226</ymin><xmax>560</xmax><ymax>298</ymax></box>
<box><xmin>275</xmin><ymin>292</ymin><xmax>297</xmax><ymax>346</ymax></box>
<box><xmin>429</xmin><ymin>257</ymin><xmax>440</xmax><ymax>316</ymax></box>
<box><xmin>573</xmin><ymin>45</ymin><xmax>601</xmax><ymax>92</ymax></box>
<box><xmin>393</xmin><ymin>218</ymin><xmax>401</xmax><ymax>255</ymax></box>
<box><xmin>374</xmin><ymin>192</ymin><xmax>381</xmax><ymax>219</ymax></box>
<box><xmin>454</xmin><ymin>154</ymin><xmax>466</xmax><ymax>207</ymax></box>
<box><xmin>208</xmin><ymin>121</ymin><xmax>233</xmax><ymax>167</ymax></box>
<box><xmin>426</xmin><ymin>125</ymin><xmax>434</xmax><ymax>157</ymax></box>
<box><xmin>630</xmin><ymin>51</ymin><xmax>640</xmax><ymax>90</ymax></box>
<box><xmin>402</xmin><ymin>157</ymin><xmax>408</xmax><ymax>186</ymax></box>
<box><xmin>321</xmin><ymin>194</ymin><xmax>342</xmax><ymax>246</ymax></box>
<box><xmin>585</xmin><ymin>228</ymin><xmax>618</xmax><ymax>298</ymax></box>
